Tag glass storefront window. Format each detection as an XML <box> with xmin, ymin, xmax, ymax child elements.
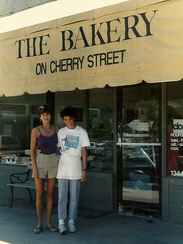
<box><xmin>55</xmin><ymin>87</ymin><xmax>114</xmax><ymax>173</ymax></box>
<box><xmin>167</xmin><ymin>80</ymin><xmax>183</xmax><ymax>176</ymax></box>
<box><xmin>1</xmin><ymin>86</ymin><xmax>114</xmax><ymax>171</ymax></box>
<box><xmin>87</xmin><ymin>86</ymin><xmax>114</xmax><ymax>172</ymax></box>
<box><xmin>0</xmin><ymin>87</ymin><xmax>116</xmax><ymax>172</ymax></box>
<box><xmin>0</xmin><ymin>93</ymin><xmax>46</xmax><ymax>163</ymax></box>
<box><xmin>122</xmin><ymin>86</ymin><xmax>160</xmax><ymax>143</ymax></box>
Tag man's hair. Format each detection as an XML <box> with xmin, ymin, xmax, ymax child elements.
<box><xmin>60</xmin><ymin>106</ymin><xmax>77</xmax><ymax>119</ymax></box>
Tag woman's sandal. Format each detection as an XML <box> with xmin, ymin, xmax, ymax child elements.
<box><xmin>33</xmin><ymin>227</ymin><xmax>43</xmax><ymax>234</ymax></box>
<box><xmin>47</xmin><ymin>225</ymin><xmax>58</xmax><ymax>232</ymax></box>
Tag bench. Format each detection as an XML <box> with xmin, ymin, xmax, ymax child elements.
<box><xmin>7</xmin><ymin>163</ymin><xmax>35</xmax><ymax>207</ymax></box>
<box><xmin>7</xmin><ymin>163</ymin><xmax>58</xmax><ymax>207</ymax></box>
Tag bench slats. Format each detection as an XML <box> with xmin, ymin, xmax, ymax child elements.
<box><xmin>7</xmin><ymin>181</ymin><xmax>36</xmax><ymax>189</ymax></box>
<box><xmin>7</xmin><ymin>181</ymin><xmax>58</xmax><ymax>190</ymax></box>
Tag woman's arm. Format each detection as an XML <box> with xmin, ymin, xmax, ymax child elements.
<box><xmin>30</xmin><ymin>128</ymin><xmax>39</xmax><ymax>178</ymax></box>
<box><xmin>56</xmin><ymin>125</ymin><xmax>61</xmax><ymax>152</ymax></box>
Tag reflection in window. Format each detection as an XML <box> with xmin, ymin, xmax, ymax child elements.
<box><xmin>123</xmin><ymin>145</ymin><xmax>160</xmax><ymax>191</ymax></box>
<box><xmin>87</xmin><ymin>86</ymin><xmax>114</xmax><ymax>172</ymax></box>
<box><xmin>2</xmin><ymin>136</ymin><xmax>19</xmax><ymax>146</ymax></box>
<box><xmin>122</xmin><ymin>96</ymin><xmax>160</xmax><ymax>143</ymax></box>
<box><xmin>0</xmin><ymin>93</ymin><xmax>45</xmax><ymax>162</ymax></box>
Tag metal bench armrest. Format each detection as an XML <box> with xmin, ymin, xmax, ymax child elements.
<box><xmin>10</xmin><ymin>169</ymin><xmax>31</xmax><ymax>183</ymax></box>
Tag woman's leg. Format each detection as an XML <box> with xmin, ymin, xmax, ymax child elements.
<box><xmin>34</xmin><ymin>178</ymin><xmax>45</xmax><ymax>228</ymax></box>
<box><xmin>46</xmin><ymin>177</ymin><xmax>56</xmax><ymax>228</ymax></box>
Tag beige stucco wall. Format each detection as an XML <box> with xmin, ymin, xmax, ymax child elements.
<box><xmin>0</xmin><ymin>0</ymin><xmax>55</xmax><ymax>17</ymax></box>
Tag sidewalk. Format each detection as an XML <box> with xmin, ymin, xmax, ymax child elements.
<box><xmin>0</xmin><ymin>202</ymin><xmax>182</xmax><ymax>244</ymax></box>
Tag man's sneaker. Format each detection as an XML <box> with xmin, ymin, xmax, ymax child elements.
<box><xmin>68</xmin><ymin>222</ymin><xmax>77</xmax><ymax>233</ymax></box>
<box><xmin>59</xmin><ymin>223</ymin><xmax>67</xmax><ymax>234</ymax></box>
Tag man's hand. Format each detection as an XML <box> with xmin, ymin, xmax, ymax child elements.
<box><xmin>81</xmin><ymin>171</ymin><xmax>87</xmax><ymax>182</ymax></box>
<box><xmin>35</xmin><ymin>148</ymin><xmax>41</xmax><ymax>155</ymax></box>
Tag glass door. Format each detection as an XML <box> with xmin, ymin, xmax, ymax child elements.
<box><xmin>118</xmin><ymin>83</ymin><xmax>161</xmax><ymax>216</ymax></box>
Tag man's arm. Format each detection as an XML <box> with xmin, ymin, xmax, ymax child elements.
<box><xmin>81</xmin><ymin>146</ymin><xmax>87</xmax><ymax>182</ymax></box>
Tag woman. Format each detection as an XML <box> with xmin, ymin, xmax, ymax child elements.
<box><xmin>31</xmin><ymin>105</ymin><xmax>60</xmax><ymax>234</ymax></box>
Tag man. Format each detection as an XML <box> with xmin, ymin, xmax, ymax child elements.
<box><xmin>57</xmin><ymin>106</ymin><xmax>90</xmax><ymax>234</ymax></box>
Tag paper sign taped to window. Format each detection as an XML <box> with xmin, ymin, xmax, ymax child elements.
<box><xmin>137</xmin><ymin>123</ymin><xmax>149</xmax><ymax>131</ymax></box>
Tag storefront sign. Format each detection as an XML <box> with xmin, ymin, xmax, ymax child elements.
<box><xmin>169</xmin><ymin>119</ymin><xmax>183</xmax><ymax>151</ymax></box>
<box><xmin>1</xmin><ymin>0</ymin><xmax>183</xmax><ymax>96</ymax></box>
<box><xmin>173</xmin><ymin>119</ymin><xmax>183</xmax><ymax>134</ymax></box>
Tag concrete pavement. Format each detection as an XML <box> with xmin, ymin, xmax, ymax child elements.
<box><xmin>0</xmin><ymin>201</ymin><xmax>182</xmax><ymax>244</ymax></box>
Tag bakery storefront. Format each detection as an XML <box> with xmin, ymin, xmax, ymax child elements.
<box><xmin>1</xmin><ymin>0</ymin><xmax>183</xmax><ymax>224</ymax></box>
